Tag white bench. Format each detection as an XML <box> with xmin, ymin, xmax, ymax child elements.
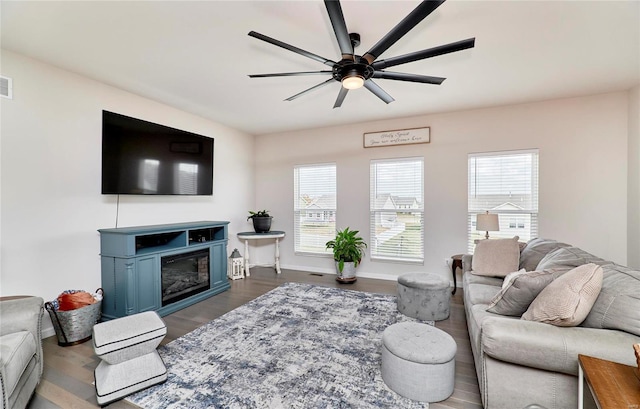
<box><xmin>92</xmin><ymin>311</ymin><xmax>168</xmax><ymax>405</ymax></box>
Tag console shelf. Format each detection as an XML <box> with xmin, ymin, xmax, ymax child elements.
<box><xmin>99</xmin><ymin>221</ymin><xmax>230</xmax><ymax>320</ymax></box>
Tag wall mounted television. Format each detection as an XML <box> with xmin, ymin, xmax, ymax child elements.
<box><xmin>101</xmin><ymin>110</ymin><xmax>214</xmax><ymax>195</ymax></box>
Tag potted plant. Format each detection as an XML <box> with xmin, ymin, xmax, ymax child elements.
<box><xmin>247</xmin><ymin>210</ymin><xmax>272</xmax><ymax>233</ymax></box>
<box><xmin>325</xmin><ymin>227</ymin><xmax>367</xmax><ymax>283</ymax></box>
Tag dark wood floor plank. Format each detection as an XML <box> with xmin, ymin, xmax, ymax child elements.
<box><xmin>34</xmin><ymin>268</ymin><xmax>481</xmax><ymax>408</ymax></box>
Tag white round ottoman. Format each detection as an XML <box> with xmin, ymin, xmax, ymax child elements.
<box><xmin>397</xmin><ymin>272</ymin><xmax>450</xmax><ymax>321</ymax></box>
<box><xmin>381</xmin><ymin>322</ymin><xmax>456</xmax><ymax>402</ymax></box>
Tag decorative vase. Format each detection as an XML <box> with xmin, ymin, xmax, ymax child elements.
<box><xmin>252</xmin><ymin>216</ymin><xmax>272</xmax><ymax>233</ymax></box>
<box><xmin>336</xmin><ymin>261</ymin><xmax>357</xmax><ymax>283</ymax></box>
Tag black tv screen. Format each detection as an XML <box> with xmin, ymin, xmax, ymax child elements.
<box><xmin>101</xmin><ymin>111</ymin><xmax>214</xmax><ymax>195</ymax></box>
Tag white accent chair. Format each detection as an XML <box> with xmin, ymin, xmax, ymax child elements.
<box><xmin>0</xmin><ymin>297</ymin><xmax>44</xmax><ymax>409</ymax></box>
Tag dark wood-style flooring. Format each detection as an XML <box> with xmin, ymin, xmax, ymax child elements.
<box><xmin>31</xmin><ymin>268</ymin><xmax>482</xmax><ymax>409</ymax></box>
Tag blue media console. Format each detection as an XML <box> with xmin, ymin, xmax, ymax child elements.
<box><xmin>99</xmin><ymin>221</ymin><xmax>230</xmax><ymax>320</ymax></box>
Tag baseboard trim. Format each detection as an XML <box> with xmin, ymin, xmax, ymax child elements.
<box><xmin>356</xmin><ymin>271</ymin><xmax>398</xmax><ymax>281</ymax></box>
<box><xmin>279</xmin><ymin>264</ymin><xmax>398</xmax><ymax>282</ymax></box>
<box><xmin>42</xmin><ymin>326</ymin><xmax>55</xmax><ymax>339</ymax></box>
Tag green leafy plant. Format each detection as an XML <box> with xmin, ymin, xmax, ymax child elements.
<box><xmin>325</xmin><ymin>227</ymin><xmax>367</xmax><ymax>272</ymax></box>
<box><xmin>247</xmin><ymin>210</ymin><xmax>270</xmax><ymax>221</ymax></box>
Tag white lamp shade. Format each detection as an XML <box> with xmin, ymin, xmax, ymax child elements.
<box><xmin>476</xmin><ymin>212</ymin><xmax>499</xmax><ymax>232</ymax></box>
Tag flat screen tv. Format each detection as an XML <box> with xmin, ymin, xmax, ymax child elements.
<box><xmin>101</xmin><ymin>111</ymin><xmax>214</xmax><ymax>195</ymax></box>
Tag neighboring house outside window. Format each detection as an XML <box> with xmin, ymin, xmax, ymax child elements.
<box><xmin>294</xmin><ymin>163</ymin><xmax>336</xmax><ymax>255</ymax></box>
<box><xmin>370</xmin><ymin>157</ymin><xmax>424</xmax><ymax>263</ymax></box>
<box><xmin>468</xmin><ymin>150</ymin><xmax>539</xmax><ymax>252</ymax></box>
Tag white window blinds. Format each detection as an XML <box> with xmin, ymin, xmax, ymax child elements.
<box><xmin>370</xmin><ymin>158</ymin><xmax>424</xmax><ymax>263</ymax></box>
<box><xmin>294</xmin><ymin>163</ymin><xmax>336</xmax><ymax>255</ymax></box>
<box><xmin>468</xmin><ymin>150</ymin><xmax>539</xmax><ymax>252</ymax></box>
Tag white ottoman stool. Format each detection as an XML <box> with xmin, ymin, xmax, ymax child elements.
<box><xmin>381</xmin><ymin>322</ymin><xmax>456</xmax><ymax>402</ymax></box>
<box><xmin>397</xmin><ymin>272</ymin><xmax>450</xmax><ymax>321</ymax></box>
<box><xmin>92</xmin><ymin>311</ymin><xmax>168</xmax><ymax>405</ymax></box>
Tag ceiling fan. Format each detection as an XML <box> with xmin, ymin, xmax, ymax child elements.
<box><xmin>248</xmin><ymin>0</ymin><xmax>475</xmax><ymax>108</ymax></box>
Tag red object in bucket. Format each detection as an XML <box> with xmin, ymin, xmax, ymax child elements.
<box><xmin>57</xmin><ymin>291</ymin><xmax>96</xmax><ymax>311</ymax></box>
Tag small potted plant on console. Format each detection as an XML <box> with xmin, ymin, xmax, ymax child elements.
<box><xmin>247</xmin><ymin>210</ymin><xmax>272</xmax><ymax>233</ymax></box>
<box><xmin>325</xmin><ymin>227</ymin><xmax>367</xmax><ymax>283</ymax></box>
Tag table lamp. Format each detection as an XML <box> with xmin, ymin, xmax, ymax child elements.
<box><xmin>476</xmin><ymin>211</ymin><xmax>499</xmax><ymax>239</ymax></box>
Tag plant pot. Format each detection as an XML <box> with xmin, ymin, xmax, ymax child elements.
<box><xmin>335</xmin><ymin>261</ymin><xmax>357</xmax><ymax>283</ymax></box>
<box><xmin>252</xmin><ymin>216</ymin><xmax>272</xmax><ymax>233</ymax></box>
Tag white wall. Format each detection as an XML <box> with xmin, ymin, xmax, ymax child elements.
<box><xmin>0</xmin><ymin>50</ymin><xmax>255</xmax><ymax>334</ymax></box>
<box><xmin>629</xmin><ymin>85</ymin><xmax>640</xmax><ymax>269</ymax></box>
<box><xmin>1</xmin><ymin>48</ymin><xmax>633</xmax><ymax>335</ymax></box>
<box><xmin>255</xmin><ymin>92</ymin><xmax>629</xmax><ymax>284</ymax></box>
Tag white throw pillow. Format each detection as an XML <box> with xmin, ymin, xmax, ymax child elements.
<box><xmin>471</xmin><ymin>236</ymin><xmax>520</xmax><ymax>277</ymax></box>
<box><xmin>522</xmin><ymin>263</ymin><xmax>603</xmax><ymax>326</ymax></box>
<box><xmin>500</xmin><ymin>268</ymin><xmax>527</xmax><ymax>289</ymax></box>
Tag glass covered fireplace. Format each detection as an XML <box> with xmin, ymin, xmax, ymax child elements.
<box><xmin>161</xmin><ymin>249</ymin><xmax>210</xmax><ymax>307</ymax></box>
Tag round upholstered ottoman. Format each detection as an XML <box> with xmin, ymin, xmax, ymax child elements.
<box><xmin>381</xmin><ymin>322</ymin><xmax>456</xmax><ymax>402</ymax></box>
<box><xmin>397</xmin><ymin>272</ymin><xmax>450</xmax><ymax>321</ymax></box>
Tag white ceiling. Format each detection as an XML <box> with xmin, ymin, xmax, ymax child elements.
<box><xmin>2</xmin><ymin>1</ymin><xmax>639</xmax><ymax>136</ymax></box>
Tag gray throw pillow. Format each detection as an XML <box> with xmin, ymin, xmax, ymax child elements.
<box><xmin>471</xmin><ymin>237</ymin><xmax>520</xmax><ymax>277</ymax></box>
<box><xmin>487</xmin><ymin>269</ymin><xmax>565</xmax><ymax>316</ymax></box>
<box><xmin>522</xmin><ymin>263</ymin><xmax>603</xmax><ymax>326</ymax></box>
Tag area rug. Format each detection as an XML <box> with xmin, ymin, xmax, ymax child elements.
<box><xmin>125</xmin><ymin>282</ymin><xmax>432</xmax><ymax>408</ymax></box>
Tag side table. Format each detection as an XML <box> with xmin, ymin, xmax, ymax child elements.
<box><xmin>237</xmin><ymin>231</ymin><xmax>285</xmax><ymax>276</ymax></box>
<box><xmin>450</xmin><ymin>254</ymin><xmax>464</xmax><ymax>295</ymax></box>
<box><xmin>578</xmin><ymin>354</ymin><xmax>640</xmax><ymax>409</ymax></box>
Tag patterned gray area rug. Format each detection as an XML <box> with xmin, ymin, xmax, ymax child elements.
<box><xmin>126</xmin><ymin>282</ymin><xmax>432</xmax><ymax>408</ymax></box>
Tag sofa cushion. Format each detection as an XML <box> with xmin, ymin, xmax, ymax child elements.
<box><xmin>464</xmin><ymin>272</ymin><xmax>503</xmax><ymax>287</ymax></box>
<box><xmin>535</xmin><ymin>246</ymin><xmax>610</xmax><ymax>271</ymax></box>
<box><xmin>481</xmin><ymin>316</ymin><xmax>640</xmax><ymax>376</ymax></box>
<box><xmin>0</xmin><ymin>331</ymin><xmax>37</xmax><ymax>397</ymax></box>
<box><xmin>522</xmin><ymin>263</ymin><xmax>603</xmax><ymax>326</ymax></box>
<box><xmin>467</xmin><ymin>283</ymin><xmax>502</xmax><ymax>306</ymax></box>
<box><xmin>581</xmin><ymin>264</ymin><xmax>640</xmax><ymax>337</ymax></box>
<box><xmin>487</xmin><ymin>269</ymin><xmax>564</xmax><ymax>316</ymax></box>
<box><xmin>518</xmin><ymin>238</ymin><xmax>570</xmax><ymax>271</ymax></box>
<box><xmin>471</xmin><ymin>237</ymin><xmax>520</xmax><ymax>277</ymax></box>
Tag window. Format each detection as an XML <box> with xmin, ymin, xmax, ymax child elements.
<box><xmin>294</xmin><ymin>163</ymin><xmax>336</xmax><ymax>255</ymax></box>
<box><xmin>468</xmin><ymin>150</ymin><xmax>539</xmax><ymax>252</ymax></box>
<box><xmin>370</xmin><ymin>158</ymin><xmax>424</xmax><ymax>263</ymax></box>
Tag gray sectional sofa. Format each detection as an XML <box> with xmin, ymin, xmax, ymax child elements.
<box><xmin>462</xmin><ymin>238</ymin><xmax>640</xmax><ymax>409</ymax></box>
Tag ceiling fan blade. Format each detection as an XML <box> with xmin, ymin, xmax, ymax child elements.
<box><xmin>285</xmin><ymin>78</ymin><xmax>335</xmax><ymax>101</ymax></box>
<box><xmin>372</xmin><ymin>38</ymin><xmax>475</xmax><ymax>70</ymax></box>
<box><xmin>372</xmin><ymin>71</ymin><xmax>446</xmax><ymax>84</ymax></box>
<box><xmin>249</xmin><ymin>71</ymin><xmax>333</xmax><ymax>78</ymax></box>
<box><xmin>364</xmin><ymin>80</ymin><xmax>395</xmax><ymax>104</ymax></box>
<box><xmin>333</xmin><ymin>87</ymin><xmax>349</xmax><ymax>108</ymax></box>
<box><xmin>363</xmin><ymin>0</ymin><xmax>445</xmax><ymax>64</ymax></box>
<box><xmin>249</xmin><ymin>31</ymin><xmax>336</xmax><ymax>67</ymax></box>
<box><xmin>324</xmin><ymin>0</ymin><xmax>354</xmax><ymax>59</ymax></box>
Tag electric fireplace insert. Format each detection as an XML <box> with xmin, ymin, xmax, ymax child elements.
<box><xmin>161</xmin><ymin>249</ymin><xmax>210</xmax><ymax>307</ymax></box>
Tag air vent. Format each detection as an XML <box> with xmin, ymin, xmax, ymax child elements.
<box><xmin>1</xmin><ymin>76</ymin><xmax>13</xmax><ymax>99</ymax></box>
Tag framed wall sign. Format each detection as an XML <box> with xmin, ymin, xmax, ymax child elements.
<box><xmin>363</xmin><ymin>127</ymin><xmax>430</xmax><ymax>148</ymax></box>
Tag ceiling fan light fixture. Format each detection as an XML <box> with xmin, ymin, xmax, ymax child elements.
<box><xmin>249</xmin><ymin>0</ymin><xmax>475</xmax><ymax>107</ymax></box>
<box><xmin>342</xmin><ymin>74</ymin><xmax>364</xmax><ymax>90</ymax></box>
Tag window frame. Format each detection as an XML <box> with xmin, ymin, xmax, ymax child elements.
<box><xmin>370</xmin><ymin>157</ymin><xmax>424</xmax><ymax>264</ymax></box>
<box><xmin>467</xmin><ymin>149</ymin><xmax>539</xmax><ymax>252</ymax></box>
<box><xmin>293</xmin><ymin>162</ymin><xmax>337</xmax><ymax>257</ymax></box>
